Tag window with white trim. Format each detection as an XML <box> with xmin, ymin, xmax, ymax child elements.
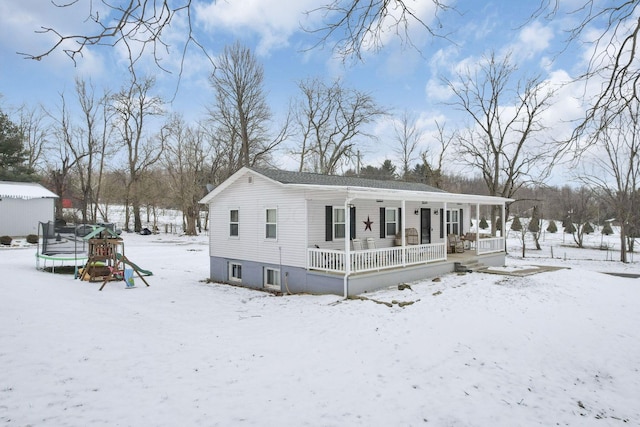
<box><xmin>265</xmin><ymin>208</ymin><xmax>277</xmax><ymax>239</ymax></box>
<box><xmin>264</xmin><ymin>267</ymin><xmax>280</xmax><ymax>289</ymax></box>
<box><xmin>229</xmin><ymin>209</ymin><xmax>239</xmax><ymax>237</ymax></box>
<box><xmin>385</xmin><ymin>208</ymin><xmax>397</xmax><ymax>236</ymax></box>
<box><xmin>333</xmin><ymin>207</ymin><xmax>345</xmax><ymax>239</ymax></box>
<box><xmin>446</xmin><ymin>209</ymin><xmax>459</xmax><ymax>235</ymax></box>
<box><xmin>229</xmin><ymin>262</ymin><xmax>242</xmax><ymax>282</ymax></box>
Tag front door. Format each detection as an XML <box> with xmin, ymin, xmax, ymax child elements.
<box><xmin>420</xmin><ymin>208</ymin><xmax>431</xmax><ymax>244</ymax></box>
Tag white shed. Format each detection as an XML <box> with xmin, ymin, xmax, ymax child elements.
<box><xmin>0</xmin><ymin>181</ymin><xmax>58</xmax><ymax>237</ymax></box>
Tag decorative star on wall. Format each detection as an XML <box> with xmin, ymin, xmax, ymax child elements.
<box><xmin>363</xmin><ymin>216</ymin><xmax>373</xmax><ymax>231</ymax></box>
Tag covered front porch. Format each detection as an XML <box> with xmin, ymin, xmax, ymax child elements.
<box><xmin>304</xmin><ymin>187</ymin><xmax>509</xmax><ymax>296</ymax></box>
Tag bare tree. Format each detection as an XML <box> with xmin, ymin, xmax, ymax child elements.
<box><xmin>162</xmin><ymin>115</ymin><xmax>210</xmax><ymax>235</ymax></box>
<box><xmin>446</xmin><ymin>51</ymin><xmax>556</xmax><ymax>234</ymax></box>
<box><xmin>15</xmin><ymin>104</ymin><xmax>49</xmax><ymax>175</ymax></box>
<box><xmin>23</xmin><ymin>1</ymin><xmax>453</xmax><ymax>66</ymax></box>
<box><xmin>208</xmin><ymin>42</ymin><xmax>286</xmax><ymax>173</ymax></box>
<box><xmin>73</xmin><ymin>78</ymin><xmax>114</xmax><ymax>223</ymax></box>
<box><xmin>392</xmin><ymin>110</ymin><xmax>423</xmax><ymax>179</ymax></box>
<box><xmin>533</xmin><ymin>1</ymin><xmax>640</xmax><ymax>150</ymax></box>
<box><xmin>305</xmin><ymin>0</ymin><xmax>452</xmax><ymax>60</ymax></box>
<box><xmin>19</xmin><ymin>0</ymin><xmax>212</xmax><ymax>80</ymax></box>
<box><xmin>578</xmin><ymin>102</ymin><xmax>640</xmax><ymax>262</ymax></box>
<box><xmin>45</xmin><ymin>93</ymin><xmax>87</xmax><ymax>221</ymax></box>
<box><xmin>422</xmin><ymin>120</ymin><xmax>452</xmax><ymax>188</ymax></box>
<box><xmin>111</xmin><ymin>76</ymin><xmax>165</xmax><ymax>232</ymax></box>
<box><xmin>292</xmin><ymin>77</ymin><xmax>384</xmax><ymax>174</ymax></box>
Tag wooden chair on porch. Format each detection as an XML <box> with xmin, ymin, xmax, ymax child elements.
<box><xmin>352</xmin><ymin>239</ymin><xmax>363</xmax><ymax>251</ymax></box>
<box><xmin>448</xmin><ymin>234</ymin><xmax>464</xmax><ymax>253</ymax></box>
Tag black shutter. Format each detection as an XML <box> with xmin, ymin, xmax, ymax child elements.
<box><xmin>439</xmin><ymin>209</ymin><xmax>444</xmax><ymax>238</ymax></box>
<box><xmin>350</xmin><ymin>206</ymin><xmax>356</xmax><ymax>240</ymax></box>
<box><xmin>325</xmin><ymin>206</ymin><xmax>333</xmax><ymax>241</ymax></box>
<box><xmin>380</xmin><ymin>207</ymin><xmax>386</xmax><ymax>238</ymax></box>
<box><xmin>398</xmin><ymin>207</ymin><xmax>402</xmax><ymax>235</ymax></box>
<box><xmin>459</xmin><ymin>208</ymin><xmax>464</xmax><ymax>236</ymax></box>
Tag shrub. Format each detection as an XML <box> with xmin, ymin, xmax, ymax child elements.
<box><xmin>26</xmin><ymin>234</ymin><xmax>39</xmax><ymax>244</ymax></box>
<box><xmin>0</xmin><ymin>236</ymin><xmax>12</xmax><ymax>246</ymax></box>
<box><xmin>565</xmin><ymin>221</ymin><xmax>576</xmax><ymax>233</ymax></box>
<box><xmin>602</xmin><ymin>222</ymin><xmax>613</xmax><ymax>235</ymax></box>
<box><xmin>547</xmin><ymin>220</ymin><xmax>558</xmax><ymax>233</ymax></box>
<box><xmin>583</xmin><ymin>222</ymin><xmax>594</xmax><ymax>234</ymax></box>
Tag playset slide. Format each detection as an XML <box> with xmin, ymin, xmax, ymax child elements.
<box><xmin>116</xmin><ymin>253</ymin><xmax>153</xmax><ymax>276</ymax></box>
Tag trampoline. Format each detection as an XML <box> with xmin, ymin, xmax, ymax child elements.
<box><xmin>36</xmin><ymin>221</ymin><xmax>88</xmax><ymax>274</ymax></box>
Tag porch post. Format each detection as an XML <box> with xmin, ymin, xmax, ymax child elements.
<box><xmin>343</xmin><ymin>197</ymin><xmax>352</xmax><ymax>298</ymax></box>
<box><xmin>502</xmin><ymin>203</ymin><xmax>506</xmax><ymax>252</ymax></box>
<box><xmin>476</xmin><ymin>203</ymin><xmax>480</xmax><ymax>256</ymax></box>
<box><xmin>401</xmin><ymin>199</ymin><xmax>406</xmax><ymax>267</ymax></box>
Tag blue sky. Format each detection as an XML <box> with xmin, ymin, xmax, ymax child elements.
<box><xmin>0</xmin><ymin>0</ymin><xmax>601</xmax><ymax>179</ymax></box>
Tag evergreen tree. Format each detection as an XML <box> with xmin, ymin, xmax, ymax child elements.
<box><xmin>479</xmin><ymin>216</ymin><xmax>489</xmax><ymax>229</ymax></box>
<box><xmin>0</xmin><ymin>110</ymin><xmax>34</xmax><ymax>181</ymax></box>
<box><xmin>547</xmin><ymin>220</ymin><xmax>558</xmax><ymax>233</ymax></box>
<box><xmin>565</xmin><ymin>221</ymin><xmax>576</xmax><ymax>233</ymax></box>
<box><xmin>511</xmin><ymin>216</ymin><xmax>522</xmax><ymax>231</ymax></box>
<box><xmin>583</xmin><ymin>222</ymin><xmax>594</xmax><ymax>234</ymax></box>
<box><xmin>602</xmin><ymin>222</ymin><xmax>613</xmax><ymax>235</ymax></box>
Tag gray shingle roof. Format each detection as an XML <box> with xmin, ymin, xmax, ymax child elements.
<box><xmin>250</xmin><ymin>168</ymin><xmax>447</xmax><ymax>193</ymax></box>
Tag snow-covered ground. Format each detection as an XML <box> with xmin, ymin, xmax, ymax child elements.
<box><xmin>1</xmin><ymin>228</ymin><xmax>639</xmax><ymax>426</ymax></box>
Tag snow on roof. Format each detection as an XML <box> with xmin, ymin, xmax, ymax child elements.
<box><xmin>0</xmin><ymin>181</ymin><xmax>58</xmax><ymax>199</ymax></box>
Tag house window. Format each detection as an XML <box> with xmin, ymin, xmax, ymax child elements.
<box><xmin>446</xmin><ymin>209</ymin><xmax>459</xmax><ymax>235</ymax></box>
<box><xmin>229</xmin><ymin>209</ymin><xmax>239</xmax><ymax>237</ymax></box>
<box><xmin>333</xmin><ymin>207</ymin><xmax>345</xmax><ymax>239</ymax></box>
<box><xmin>264</xmin><ymin>267</ymin><xmax>280</xmax><ymax>289</ymax></box>
<box><xmin>265</xmin><ymin>208</ymin><xmax>277</xmax><ymax>239</ymax></box>
<box><xmin>229</xmin><ymin>262</ymin><xmax>242</xmax><ymax>282</ymax></box>
<box><xmin>385</xmin><ymin>208</ymin><xmax>397</xmax><ymax>236</ymax></box>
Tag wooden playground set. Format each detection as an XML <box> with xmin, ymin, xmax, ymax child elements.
<box><xmin>80</xmin><ymin>231</ymin><xmax>151</xmax><ymax>291</ymax></box>
<box><xmin>37</xmin><ymin>222</ymin><xmax>152</xmax><ymax>290</ymax></box>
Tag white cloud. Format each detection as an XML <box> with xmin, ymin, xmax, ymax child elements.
<box><xmin>195</xmin><ymin>0</ymin><xmax>320</xmax><ymax>56</ymax></box>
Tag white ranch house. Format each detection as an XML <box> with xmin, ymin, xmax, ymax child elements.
<box><xmin>200</xmin><ymin>167</ymin><xmax>511</xmax><ymax>297</ymax></box>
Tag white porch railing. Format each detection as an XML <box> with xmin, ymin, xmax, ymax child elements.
<box><xmin>308</xmin><ymin>243</ymin><xmax>447</xmax><ymax>274</ymax></box>
<box><xmin>476</xmin><ymin>237</ymin><xmax>504</xmax><ymax>254</ymax></box>
<box><xmin>307</xmin><ymin>248</ymin><xmax>345</xmax><ymax>273</ymax></box>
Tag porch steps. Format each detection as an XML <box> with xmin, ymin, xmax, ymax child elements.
<box><xmin>454</xmin><ymin>259</ymin><xmax>487</xmax><ymax>273</ymax></box>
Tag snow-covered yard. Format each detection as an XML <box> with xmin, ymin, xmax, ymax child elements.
<box><xmin>1</xmin><ymin>230</ymin><xmax>639</xmax><ymax>426</ymax></box>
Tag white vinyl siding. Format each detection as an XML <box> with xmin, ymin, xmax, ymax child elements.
<box><xmin>208</xmin><ymin>172</ymin><xmax>307</xmax><ymax>267</ymax></box>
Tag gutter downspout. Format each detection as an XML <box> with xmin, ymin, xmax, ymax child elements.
<box><xmin>344</xmin><ymin>195</ymin><xmax>353</xmax><ymax>298</ymax></box>
<box><xmin>443</xmin><ymin>202</ymin><xmax>447</xmax><ymax>259</ymax></box>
